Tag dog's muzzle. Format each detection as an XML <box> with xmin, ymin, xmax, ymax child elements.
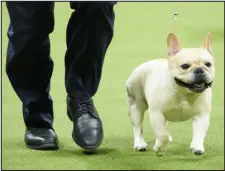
<box><xmin>174</xmin><ymin>77</ymin><xmax>213</xmax><ymax>93</ymax></box>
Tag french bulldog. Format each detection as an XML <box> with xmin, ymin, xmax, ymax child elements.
<box><xmin>125</xmin><ymin>32</ymin><xmax>215</xmax><ymax>156</ymax></box>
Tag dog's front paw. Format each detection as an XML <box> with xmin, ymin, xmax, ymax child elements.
<box><xmin>190</xmin><ymin>143</ymin><xmax>205</xmax><ymax>155</ymax></box>
<box><xmin>134</xmin><ymin>139</ymin><xmax>148</xmax><ymax>152</ymax></box>
<box><xmin>190</xmin><ymin>147</ymin><xmax>205</xmax><ymax>155</ymax></box>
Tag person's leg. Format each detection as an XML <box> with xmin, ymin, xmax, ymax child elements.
<box><xmin>65</xmin><ymin>2</ymin><xmax>116</xmax><ymax>150</ymax></box>
<box><xmin>6</xmin><ymin>2</ymin><xmax>58</xmax><ymax>150</ymax></box>
<box><xmin>65</xmin><ymin>2</ymin><xmax>116</xmax><ymax>99</ymax></box>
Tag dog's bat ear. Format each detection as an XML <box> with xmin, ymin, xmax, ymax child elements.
<box><xmin>167</xmin><ymin>32</ymin><xmax>181</xmax><ymax>57</ymax></box>
<box><xmin>201</xmin><ymin>32</ymin><xmax>213</xmax><ymax>55</ymax></box>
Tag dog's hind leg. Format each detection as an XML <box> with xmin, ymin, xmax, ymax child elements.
<box><xmin>166</xmin><ymin>121</ymin><xmax>173</xmax><ymax>143</ymax></box>
<box><xmin>126</xmin><ymin>88</ymin><xmax>148</xmax><ymax>151</ymax></box>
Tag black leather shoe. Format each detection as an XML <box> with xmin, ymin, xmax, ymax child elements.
<box><xmin>67</xmin><ymin>96</ymin><xmax>103</xmax><ymax>151</ymax></box>
<box><xmin>25</xmin><ymin>128</ymin><xmax>59</xmax><ymax>150</ymax></box>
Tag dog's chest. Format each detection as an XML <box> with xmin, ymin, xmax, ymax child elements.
<box><xmin>163</xmin><ymin>97</ymin><xmax>196</xmax><ymax>122</ymax></box>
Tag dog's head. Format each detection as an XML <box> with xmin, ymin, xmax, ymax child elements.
<box><xmin>167</xmin><ymin>32</ymin><xmax>215</xmax><ymax>93</ymax></box>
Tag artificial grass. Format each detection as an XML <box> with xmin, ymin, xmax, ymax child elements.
<box><xmin>1</xmin><ymin>2</ymin><xmax>224</xmax><ymax>170</ymax></box>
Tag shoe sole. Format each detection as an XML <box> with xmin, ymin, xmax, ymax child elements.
<box><xmin>26</xmin><ymin>143</ymin><xmax>59</xmax><ymax>151</ymax></box>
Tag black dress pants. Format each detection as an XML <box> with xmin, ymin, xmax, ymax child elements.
<box><xmin>5</xmin><ymin>2</ymin><xmax>116</xmax><ymax>128</ymax></box>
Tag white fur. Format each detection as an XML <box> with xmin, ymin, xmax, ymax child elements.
<box><xmin>126</xmin><ymin>58</ymin><xmax>212</xmax><ymax>156</ymax></box>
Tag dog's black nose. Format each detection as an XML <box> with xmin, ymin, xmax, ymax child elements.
<box><xmin>194</xmin><ymin>68</ymin><xmax>204</xmax><ymax>75</ymax></box>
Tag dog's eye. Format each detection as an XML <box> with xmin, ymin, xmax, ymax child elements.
<box><xmin>181</xmin><ymin>64</ymin><xmax>190</xmax><ymax>70</ymax></box>
<box><xmin>205</xmin><ymin>62</ymin><xmax>211</xmax><ymax>67</ymax></box>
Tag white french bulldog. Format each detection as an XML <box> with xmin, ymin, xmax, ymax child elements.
<box><xmin>125</xmin><ymin>32</ymin><xmax>215</xmax><ymax>156</ymax></box>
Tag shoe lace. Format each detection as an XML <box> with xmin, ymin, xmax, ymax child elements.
<box><xmin>78</xmin><ymin>100</ymin><xmax>93</xmax><ymax>114</ymax></box>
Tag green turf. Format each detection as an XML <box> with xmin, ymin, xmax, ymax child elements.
<box><xmin>1</xmin><ymin>2</ymin><xmax>224</xmax><ymax>170</ymax></box>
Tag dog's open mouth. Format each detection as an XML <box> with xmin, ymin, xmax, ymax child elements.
<box><xmin>174</xmin><ymin>77</ymin><xmax>213</xmax><ymax>93</ymax></box>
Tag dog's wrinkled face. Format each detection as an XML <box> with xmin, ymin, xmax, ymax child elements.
<box><xmin>167</xmin><ymin>32</ymin><xmax>215</xmax><ymax>93</ymax></box>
